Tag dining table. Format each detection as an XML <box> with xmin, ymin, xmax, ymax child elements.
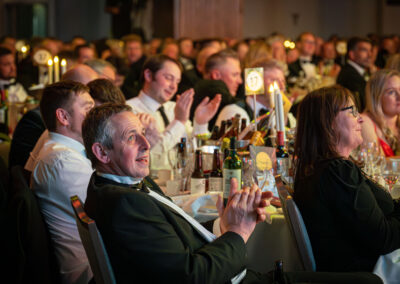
<box><xmin>170</xmin><ymin>191</ymin><xmax>303</xmax><ymax>273</ymax></box>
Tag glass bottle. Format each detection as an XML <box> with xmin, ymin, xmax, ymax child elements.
<box><xmin>222</xmin><ymin>137</ymin><xmax>242</xmax><ymax>206</ymax></box>
<box><xmin>209</xmin><ymin>149</ymin><xmax>222</xmax><ymax>193</ymax></box>
<box><xmin>190</xmin><ymin>150</ymin><xmax>206</xmax><ymax>194</ymax></box>
<box><xmin>276</xmin><ymin>131</ymin><xmax>289</xmax><ymax>176</ymax></box>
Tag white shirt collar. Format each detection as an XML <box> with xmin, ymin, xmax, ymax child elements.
<box><xmin>299</xmin><ymin>55</ymin><xmax>312</xmax><ymax>62</ymax></box>
<box><xmin>48</xmin><ymin>132</ymin><xmax>86</xmax><ymax>157</ymax></box>
<box><xmin>96</xmin><ymin>172</ymin><xmax>143</xmax><ymax>185</ymax></box>
<box><xmin>347</xmin><ymin>60</ymin><xmax>365</xmax><ymax>76</ymax></box>
<box><xmin>0</xmin><ymin>78</ymin><xmax>15</xmax><ymax>87</ymax></box>
<box><xmin>245</xmin><ymin>96</ymin><xmax>269</xmax><ymax>115</ymax></box>
<box><xmin>138</xmin><ymin>90</ymin><xmax>162</xmax><ymax>112</ymax></box>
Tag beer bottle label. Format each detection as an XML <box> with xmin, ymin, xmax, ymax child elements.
<box><xmin>209</xmin><ymin>177</ymin><xmax>222</xmax><ymax>193</ymax></box>
<box><xmin>190</xmin><ymin>178</ymin><xmax>206</xmax><ymax>194</ymax></box>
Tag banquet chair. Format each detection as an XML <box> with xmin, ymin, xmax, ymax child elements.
<box><xmin>70</xmin><ymin>195</ymin><xmax>116</xmax><ymax>284</ymax></box>
<box><xmin>5</xmin><ymin>165</ymin><xmax>60</xmax><ymax>284</ymax></box>
<box><xmin>276</xmin><ymin>177</ymin><xmax>316</xmax><ymax>272</ymax></box>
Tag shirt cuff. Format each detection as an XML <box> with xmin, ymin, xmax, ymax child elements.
<box><xmin>166</xmin><ymin>119</ymin><xmax>186</xmax><ymax>138</ymax></box>
<box><xmin>193</xmin><ymin>120</ymin><xmax>209</xmax><ymax>135</ymax></box>
<box><xmin>212</xmin><ymin>217</ymin><xmax>222</xmax><ymax>237</ymax></box>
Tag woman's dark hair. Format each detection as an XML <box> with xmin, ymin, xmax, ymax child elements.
<box><xmin>294</xmin><ymin>85</ymin><xmax>355</xmax><ymax>182</ymax></box>
<box><xmin>87</xmin><ymin>78</ymin><xmax>125</xmax><ymax>104</ymax></box>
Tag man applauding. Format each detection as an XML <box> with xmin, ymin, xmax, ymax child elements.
<box><xmin>81</xmin><ymin>104</ymin><xmax>380</xmax><ymax>284</ymax></box>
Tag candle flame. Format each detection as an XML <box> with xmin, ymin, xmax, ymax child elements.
<box><xmin>273</xmin><ymin>81</ymin><xmax>279</xmax><ymax>90</ymax></box>
<box><xmin>53</xmin><ymin>56</ymin><xmax>59</xmax><ymax>63</ymax></box>
<box><xmin>21</xmin><ymin>46</ymin><xmax>27</xmax><ymax>53</ymax></box>
<box><xmin>61</xmin><ymin>59</ymin><xmax>67</xmax><ymax>66</ymax></box>
<box><xmin>47</xmin><ymin>59</ymin><xmax>53</xmax><ymax>66</ymax></box>
<box><xmin>268</xmin><ymin>84</ymin><xmax>274</xmax><ymax>93</ymax></box>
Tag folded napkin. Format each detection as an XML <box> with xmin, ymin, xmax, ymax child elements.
<box><xmin>373</xmin><ymin>248</ymin><xmax>400</xmax><ymax>283</ymax></box>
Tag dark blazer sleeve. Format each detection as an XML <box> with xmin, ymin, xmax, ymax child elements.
<box><xmin>322</xmin><ymin>160</ymin><xmax>400</xmax><ymax>255</ymax></box>
<box><xmin>8</xmin><ymin>108</ymin><xmax>46</xmax><ymax>168</ymax></box>
<box><xmin>101</xmin><ymin>190</ymin><xmax>246</xmax><ymax>284</ymax></box>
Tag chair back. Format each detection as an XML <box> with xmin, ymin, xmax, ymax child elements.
<box><xmin>70</xmin><ymin>195</ymin><xmax>116</xmax><ymax>284</ymax></box>
<box><xmin>276</xmin><ymin>177</ymin><xmax>316</xmax><ymax>272</ymax></box>
<box><xmin>6</xmin><ymin>165</ymin><xmax>59</xmax><ymax>283</ymax></box>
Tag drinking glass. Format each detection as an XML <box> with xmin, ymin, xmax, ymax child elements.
<box><xmin>382</xmin><ymin>159</ymin><xmax>400</xmax><ymax>192</ymax></box>
<box><xmin>167</xmin><ymin>147</ymin><xmax>178</xmax><ymax>180</ymax></box>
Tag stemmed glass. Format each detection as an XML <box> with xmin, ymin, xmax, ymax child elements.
<box><xmin>167</xmin><ymin>147</ymin><xmax>178</xmax><ymax>180</ymax></box>
<box><xmin>382</xmin><ymin>159</ymin><xmax>400</xmax><ymax>193</ymax></box>
<box><xmin>358</xmin><ymin>142</ymin><xmax>384</xmax><ymax>177</ymax></box>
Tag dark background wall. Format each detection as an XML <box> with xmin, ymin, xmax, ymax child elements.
<box><xmin>0</xmin><ymin>0</ymin><xmax>399</xmax><ymax>41</ymax></box>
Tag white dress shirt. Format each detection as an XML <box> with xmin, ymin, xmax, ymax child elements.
<box><xmin>126</xmin><ymin>91</ymin><xmax>208</xmax><ymax>171</ymax></box>
<box><xmin>299</xmin><ymin>55</ymin><xmax>317</xmax><ymax>79</ymax></box>
<box><xmin>25</xmin><ymin>129</ymin><xmax>49</xmax><ymax>172</ymax></box>
<box><xmin>0</xmin><ymin>78</ymin><xmax>28</xmax><ymax>102</ymax></box>
<box><xmin>31</xmin><ymin>132</ymin><xmax>94</xmax><ymax>284</ymax></box>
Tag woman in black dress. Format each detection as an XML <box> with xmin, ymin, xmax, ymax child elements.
<box><xmin>293</xmin><ymin>85</ymin><xmax>400</xmax><ymax>272</ymax></box>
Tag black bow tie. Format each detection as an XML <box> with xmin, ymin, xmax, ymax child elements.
<box><xmin>300</xmin><ymin>59</ymin><xmax>313</xmax><ymax>65</ymax></box>
<box><xmin>1</xmin><ymin>81</ymin><xmax>17</xmax><ymax>90</ymax></box>
<box><xmin>130</xmin><ymin>181</ymin><xmax>150</xmax><ymax>193</ymax></box>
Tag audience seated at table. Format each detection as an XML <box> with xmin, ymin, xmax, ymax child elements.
<box><xmin>24</xmin><ymin>64</ymin><xmax>99</xmax><ymax>173</ymax></box>
<box><xmin>31</xmin><ymin>81</ymin><xmax>95</xmax><ymax>284</ymax></box>
<box><xmin>287</xmin><ymin>32</ymin><xmax>319</xmax><ymax>86</ymax></box>
<box><xmin>361</xmin><ymin>69</ymin><xmax>400</xmax><ymax>157</ymax></box>
<box><xmin>81</xmin><ymin>103</ymin><xmax>382</xmax><ymax>284</ymax></box>
<box><xmin>215</xmin><ymin>59</ymin><xmax>293</xmax><ymax>128</ymax></box>
<box><xmin>126</xmin><ymin>55</ymin><xmax>221</xmax><ymax>172</ymax></box>
<box><xmin>120</xmin><ymin>34</ymin><xmax>147</xmax><ymax>100</ymax></box>
<box><xmin>0</xmin><ymin>46</ymin><xmax>29</xmax><ymax>104</ymax></box>
<box><xmin>293</xmin><ymin>85</ymin><xmax>400</xmax><ymax>272</ymax></box>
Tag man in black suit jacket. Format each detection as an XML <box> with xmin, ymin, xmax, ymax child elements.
<box><xmin>287</xmin><ymin>32</ymin><xmax>320</xmax><ymax>86</ymax></box>
<box><xmin>337</xmin><ymin>37</ymin><xmax>372</xmax><ymax>112</ymax></box>
<box><xmin>191</xmin><ymin>50</ymin><xmax>243</xmax><ymax>130</ymax></box>
<box><xmin>8</xmin><ymin>107</ymin><xmax>45</xmax><ymax>169</ymax></box>
<box><xmin>120</xmin><ymin>35</ymin><xmax>147</xmax><ymax>99</ymax></box>
<box><xmin>81</xmin><ymin>103</ymin><xmax>382</xmax><ymax>284</ymax></box>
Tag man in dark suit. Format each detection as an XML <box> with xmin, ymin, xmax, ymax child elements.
<box><xmin>287</xmin><ymin>32</ymin><xmax>319</xmax><ymax>86</ymax></box>
<box><xmin>82</xmin><ymin>103</ymin><xmax>271</xmax><ymax>283</ymax></box>
<box><xmin>81</xmin><ymin>103</ymin><xmax>382</xmax><ymax>284</ymax></box>
<box><xmin>177</xmin><ymin>45</ymin><xmax>220</xmax><ymax>95</ymax></box>
<box><xmin>192</xmin><ymin>49</ymin><xmax>242</xmax><ymax>130</ymax></box>
<box><xmin>8</xmin><ymin>107</ymin><xmax>45</xmax><ymax>170</ymax></box>
<box><xmin>120</xmin><ymin>34</ymin><xmax>147</xmax><ymax>100</ymax></box>
<box><xmin>337</xmin><ymin>37</ymin><xmax>372</xmax><ymax>112</ymax></box>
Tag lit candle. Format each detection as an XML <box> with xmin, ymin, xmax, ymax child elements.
<box><xmin>61</xmin><ymin>59</ymin><xmax>67</xmax><ymax>76</ymax></box>
<box><xmin>47</xmin><ymin>59</ymin><xmax>53</xmax><ymax>85</ymax></box>
<box><xmin>268</xmin><ymin>83</ymin><xmax>275</xmax><ymax>109</ymax></box>
<box><xmin>274</xmin><ymin>81</ymin><xmax>285</xmax><ymax>132</ymax></box>
<box><xmin>53</xmin><ymin>56</ymin><xmax>60</xmax><ymax>82</ymax></box>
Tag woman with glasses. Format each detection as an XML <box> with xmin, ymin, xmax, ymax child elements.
<box><xmin>361</xmin><ymin>69</ymin><xmax>400</xmax><ymax>157</ymax></box>
<box><xmin>293</xmin><ymin>85</ymin><xmax>400</xmax><ymax>272</ymax></box>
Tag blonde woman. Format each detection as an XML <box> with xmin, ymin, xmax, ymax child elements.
<box><xmin>361</xmin><ymin>69</ymin><xmax>400</xmax><ymax>156</ymax></box>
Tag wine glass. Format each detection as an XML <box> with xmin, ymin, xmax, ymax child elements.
<box><xmin>167</xmin><ymin>147</ymin><xmax>178</xmax><ymax>180</ymax></box>
<box><xmin>382</xmin><ymin>171</ymin><xmax>399</xmax><ymax>193</ymax></box>
<box><xmin>382</xmin><ymin>159</ymin><xmax>400</xmax><ymax>192</ymax></box>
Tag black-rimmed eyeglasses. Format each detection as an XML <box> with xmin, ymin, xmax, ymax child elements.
<box><xmin>340</xmin><ymin>105</ymin><xmax>359</xmax><ymax>118</ymax></box>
